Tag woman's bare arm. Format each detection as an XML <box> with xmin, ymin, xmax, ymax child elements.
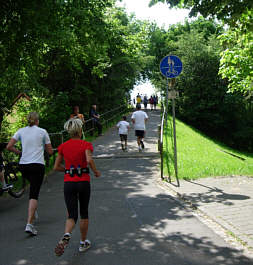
<box><xmin>86</xmin><ymin>149</ymin><xmax>101</xmax><ymax>177</ymax></box>
<box><xmin>53</xmin><ymin>153</ymin><xmax>65</xmax><ymax>172</ymax></box>
<box><xmin>45</xmin><ymin>143</ymin><xmax>54</xmax><ymax>155</ymax></box>
<box><xmin>7</xmin><ymin>138</ymin><xmax>21</xmax><ymax>155</ymax></box>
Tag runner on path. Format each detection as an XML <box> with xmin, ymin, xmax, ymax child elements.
<box><xmin>136</xmin><ymin>93</ymin><xmax>142</xmax><ymax>108</ymax></box>
<box><xmin>143</xmin><ymin>95</ymin><xmax>148</xmax><ymax>110</ymax></box>
<box><xmin>131</xmin><ymin>105</ymin><xmax>148</xmax><ymax>152</ymax></box>
<box><xmin>149</xmin><ymin>96</ymin><xmax>154</xmax><ymax>111</ymax></box>
<box><xmin>116</xmin><ymin>116</ymin><xmax>130</xmax><ymax>152</ymax></box>
<box><xmin>53</xmin><ymin>118</ymin><xmax>101</xmax><ymax>256</ymax></box>
<box><xmin>153</xmin><ymin>95</ymin><xmax>157</xmax><ymax>110</ymax></box>
<box><xmin>7</xmin><ymin>112</ymin><xmax>53</xmax><ymax>236</ymax></box>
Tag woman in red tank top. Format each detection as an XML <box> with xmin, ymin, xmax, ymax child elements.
<box><xmin>53</xmin><ymin>118</ymin><xmax>100</xmax><ymax>256</ymax></box>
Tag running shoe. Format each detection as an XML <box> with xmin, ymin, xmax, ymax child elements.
<box><xmin>25</xmin><ymin>224</ymin><xmax>38</xmax><ymax>236</ymax></box>
<box><xmin>138</xmin><ymin>147</ymin><xmax>142</xmax><ymax>152</ymax></box>
<box><xmin>79</xmin><ymin>239</ymin><xmax>91</xmax><ymax>252</ymax></box>
<box><xmin>2</xmin><ymin>184</ymin><xmax>13</xmax><ymax>191</ymax></box>
<box><xmin>140</xmin><ymin>141</ymin><xmax>145</xmax><ymax>149</ymax></box>
<box><xmin>55</xmin><ymin>233</ymin><xmax>71</xmax><ymax>256</ymax></box>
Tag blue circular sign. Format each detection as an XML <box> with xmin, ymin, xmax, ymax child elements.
<box><xmin>160</xmin><ymin>55</ymin><xmax>183</xmax><ymax>78</ymax></box>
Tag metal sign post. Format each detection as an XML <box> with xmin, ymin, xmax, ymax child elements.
<box><xmin>165</xmin><ymin>77</ymin><xmax>168</xmax><ymax>125</ymax></box>
<box><xmin>170</xmin><ymin>79</ymin><xmax>179</xmax><ymax>186</ymax></box>
<box><xmin>160</xmin><ymin>55</ymin><xmax>182</xmax><ymax>186</ymax></box>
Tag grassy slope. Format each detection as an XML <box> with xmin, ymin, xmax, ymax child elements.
<box><xmin>163</xmin><ymin>116</ymin><xmax>253</xmax><ymax>180</ymax></box>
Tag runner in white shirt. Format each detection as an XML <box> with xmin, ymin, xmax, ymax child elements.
<box><xmin>7</xmin><ymin>112</ymin><xmax>53</xmax><ymax>236</ymax></box>
<box><xmin>116</xmin><ymin>116</ymin><xmax>130</xmax><ymax>151</ymax></box>
<box><xmin>131</xmin><ymin>105</ymin><xmax>148</xmax><ymax>152</ymax></box>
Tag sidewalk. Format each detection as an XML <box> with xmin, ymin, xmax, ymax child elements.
<box><xmin>0</xmin><ymin>109</ymin><xmax>253</xmax><ymax>265</ymax></box>
<box><xmin>166</xmin><ymin>176</ymin><xmax>253</xmax><ymax>250</ymax></box>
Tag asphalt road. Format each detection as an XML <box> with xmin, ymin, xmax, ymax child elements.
<box><xmin>1</xmin><ymin>109</ymin><xmax>252</xmax><ymax>265</ymax></box>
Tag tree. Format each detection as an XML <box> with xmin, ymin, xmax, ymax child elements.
<box><xmin>149</xmin><ymin>0</ymin><xmax>253</xmax><ymax>25</ymax></box>
<box><xmin>149</xmin><ymin>1</ymin><xmax>253</xmax><ymax>94</ymax></box>
<box><xmin>219</xmin><ymin>10</ymin><xmax>253</xmax><ymax>93</ymax></box>
<box><xmin>146</xmin><ymin>18</ymin><xmax>253</xmax><ymax>151</ymax></box>
<box><xmin>0</xmin><ymin>1</ymin><xmax>151</xmax><ymax>134</ymax></box>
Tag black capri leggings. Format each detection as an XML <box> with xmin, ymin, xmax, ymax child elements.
<box><xmin>20</xmin><ymin>163</ymin><xmax>45</xmax><ymax>200</ymax></box>
<box><xmin>64</xmin><ymin>181</ymin><xmax>91</xmax><ymax>223</ymax></box>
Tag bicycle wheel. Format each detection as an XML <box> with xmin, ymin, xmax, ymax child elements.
<box><xmin>4</xmin><ymin>162</ymin><xmax>25</xmax><ymax>198</ymax></box>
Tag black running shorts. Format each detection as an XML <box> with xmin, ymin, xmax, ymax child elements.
<box><xmin>20</xmin><ymin>163</ymin><xmax>45</xmax><ymax>200</ymax></box>
<box><xmin>120</xmin><ymin>134</ymin><xmax>127</xmax><ymax>141</ymax></box>
<box><xmin>135</xmin><ymin>130</ymin><xmax>145</xmax><ymax>138</ymax></box>
<box><xmin>64</xmin><ymin>181</ymin><xmax>90</xmax><ymax>223</ymax></box>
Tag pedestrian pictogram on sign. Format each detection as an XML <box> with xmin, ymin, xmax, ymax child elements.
<box><xmin>160</xmin><ymin>55</ymin><xmax>183</xmax><ymax>78</ymax></box>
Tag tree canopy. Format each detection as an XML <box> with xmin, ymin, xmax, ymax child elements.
<box><xmin>0</xmin><ymin>1</ymin><xmax>252</xmax><ymax>151</ymax></box>
<box><xmin>0</xmin><ymin>1</ymin><xmax>149</xmax><ymax>133</ymax></box>
<box><xmin>149</xmin><ymin>0</ymin><xmax>253</xmax><ymax>25</ymax></box>
<box><xmin>149</xmin><ymin>0</ymin><xmax>253</xmax><ymax>94</ymax></box>
<box><xmin>146</xmin><ymin>18</ymin><xmax>253</xmax><ymax>151</ymax></box>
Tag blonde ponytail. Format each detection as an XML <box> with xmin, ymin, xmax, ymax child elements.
<box><xmin>27</xmin><ymin>112</ymin><xmax>39</xmax><ymax>126</ymax></box>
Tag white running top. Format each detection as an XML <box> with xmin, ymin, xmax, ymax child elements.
<box><xmin>131</xmin><ymin>110</ymin><xmax>148</xmax><ymax>130</ymax></box>
<box><xmin>117</xmin><ymin>121</ymin><xmax>129</xmax><ymax>135</ymax></box>
<box><xmin>13</xmin><ymin>126</ymin><xmax>51</xmax><ymax>165</ymax></box>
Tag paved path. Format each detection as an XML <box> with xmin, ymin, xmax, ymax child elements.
<box><xmin>0</xmin><ymin>110</ymin><xmax>253</xmax><ymax>265</ymax></box>
<box><xmin>167</xmin><ymin>176</ymin><xmax>253</xmax><ymax>250</ymax></box>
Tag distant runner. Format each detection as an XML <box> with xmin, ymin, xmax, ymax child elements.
<box><xmin>143</xmin><ymin>96</ymin><xmax>148</xmax><ymax>110</ymax></box>
<box><xmin>153</xmin><ymin>96</ymin><xmax>157</xmax><ymax>110</ymax></box>
<box><xmin>149</xmin><ymin>96</ymin><xmax>154</xmax><ymax>111</ymax></box>
<box><xmin>131</xmin><ymin>105</ymin><xmax>148</xmax><ymax>152</ymax></box>
<box><xmin>116</xmin><ymin>116</ymin><xmax>130</xmax><ymax>152</ymax></box>
<box><xmin>136</xmin><ymin>93</ymin><xmax>142</xmax><ymax>108</ymax></box>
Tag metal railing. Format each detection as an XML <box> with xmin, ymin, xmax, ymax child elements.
<box><xmin>0</xmin><ymin>103</ymin><xmax>131</xmax><ymax>168</ymax></box>
<box><xmin>45</xmin><ymin>103</ymin><xmax>130</xmax><ymax>168</ymax></box>
<box><xmin>158</xmin><ymin>104</ymin><xmax>166</xmax><ymax>180</ymax></box>
<box><xmin>48</xmin><ymin>104</ymin><xmax>130</xmax><ymax>149</ymax></box>
<box><xmin>159</xmin><ymin>103</ymin><xmax>180</xmax><ymax>186</ymax></box>
<box><xmin>83</xmin><ymin>104</ymin><xmax>129</xmax><ymax>135</ymax></box>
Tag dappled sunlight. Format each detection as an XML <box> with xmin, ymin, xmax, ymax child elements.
<box><xmin>1</xmin><ymin>110</ymin><xmax>252</xmax><ymax>265</ymax></box>
<box><xmin>16</xmin><ymin>260</ymin><xmax>29</xmax><ymax>265</ymax></box>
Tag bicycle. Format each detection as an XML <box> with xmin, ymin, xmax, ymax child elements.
<box><xmin>0</xmin><ymin>143</ymin><xmax>25</xmax><ymax>198</ymax></box>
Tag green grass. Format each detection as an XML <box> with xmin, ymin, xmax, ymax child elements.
<box><xmin>163</xmin><ymin>116</ymin><xmax>253</xmax><ymax>180</ymax></box>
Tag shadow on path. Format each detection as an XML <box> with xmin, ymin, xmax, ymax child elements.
<box><xmin>0</xmin><ymin>110</ymin><xmax>253</xmax><ymax>264</ymax></box>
